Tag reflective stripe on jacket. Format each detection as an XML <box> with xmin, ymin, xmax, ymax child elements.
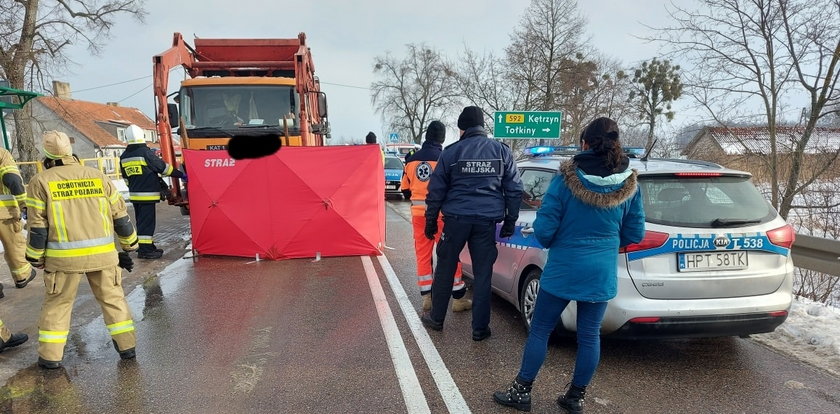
<box><xmin>25</xmin><ymin>158</ymin><xmax>138</xmax><ymax>273</ymax></box>
<box><xmin>119</xmin><ymin>144</ymin><xmax>182</xmax><ymax>203</ymax></box>
<box><xmin>0</xmin><ymin>149</ymin><xmax>25</xmax><ymax>220</ymax></box>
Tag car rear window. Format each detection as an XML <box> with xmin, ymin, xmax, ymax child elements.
<box><xmin>639</xmin><ymin>176</ymin><xmax>776</xmax><ymax>227</ymax></box>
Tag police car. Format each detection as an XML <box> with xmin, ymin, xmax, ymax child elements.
<box><xmin>460</xmin><ymin>146</ymin><xmax>795</xmax><ymax>338</ymax></box>
<box><xmin>384</xmin><ymin>155</ymin><xmax>405</xmax><ymax>197</ymax></box>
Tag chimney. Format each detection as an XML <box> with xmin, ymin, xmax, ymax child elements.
<box><xmin>106</xmin><ymin>102</ymin><xmax>119</xmax><ymax>107</ymax></box>
<box><xmin>52</xmin><ymin>81</ymin><xmax>72</xmax><ymax>99</ymax></box>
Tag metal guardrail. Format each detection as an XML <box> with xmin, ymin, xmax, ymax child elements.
<box><xmin>792</xmin><ymin>234</ymin><xmax>840</xmax><ymax>276</ymax></box>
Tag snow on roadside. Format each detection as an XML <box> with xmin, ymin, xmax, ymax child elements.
<box><xmin>752</xmin><ymin>297</ymin><xmax>840</xmax><ymax>377</ymax></box>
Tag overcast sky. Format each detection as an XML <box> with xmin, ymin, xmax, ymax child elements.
<box><xmin>58</xmin><ymin>0</ymin><xmax>691</xmax><ymax>145</ymax></box>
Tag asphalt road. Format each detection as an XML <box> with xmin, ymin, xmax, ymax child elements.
<box><xmin>0</xmin><ymin>199</ymin><xmax>837</xmax><ymax>413</ymax></box>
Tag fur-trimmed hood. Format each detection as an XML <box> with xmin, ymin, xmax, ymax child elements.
<box><xmin>560</xmin><ymin>159</ymin><xmax>637</xmax><ymax>208</ymax></box>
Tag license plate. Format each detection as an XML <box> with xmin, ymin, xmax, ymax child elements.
<box><xmin>385</xmin><ymin>184</ymin><xmax>396</xmax><ymax>190</ymax></box>
<box><xmin>678</xmin><ymin>251</ymin><xmax>748</xmax><ymax>272</ymax></box>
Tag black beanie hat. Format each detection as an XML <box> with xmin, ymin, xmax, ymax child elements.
<box><xmin>457</xmin><ymin>106</ymin><xmax>484</xmax><ymax>130</ymax></box>
<box><xmin>425</xmin><ymin>121</ymin><xmax>446</xmax><ymax>143</ymax></box>
<box><xmin>365</xmin><ymin>131</ymin><xmax>377</xmax><ymax>144</ymax></box>
<box><xmin>581</xmin><ymin>117</ymin><xmax>619</xmax><ymax>144</ymax></box>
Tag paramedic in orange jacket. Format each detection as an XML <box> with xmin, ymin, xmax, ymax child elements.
<box><xmin>400</xmin><ymin>121</ymin><xmax>471</xmax><ymax>312</ymax></box>
<box><xmin>25</xmin><ymin>131</ymin><xmax>139</xmax><ymax>369</ymax></box>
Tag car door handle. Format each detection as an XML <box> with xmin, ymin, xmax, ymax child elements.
<box><xmin>520</xmin><ymin>227</ymin><xmax>534</xmax><ymax>236</ymax></box>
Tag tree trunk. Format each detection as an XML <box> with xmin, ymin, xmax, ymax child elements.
<box><xmin>11</xmin><ymin>106</ymin><xmax>40</xmax><ymax>182</ymax></box>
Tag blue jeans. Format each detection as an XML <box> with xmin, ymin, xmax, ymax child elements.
<box><xmin>516</xmin><ymin>289</ymin><xmax>608</xmax><ymax>387</ymax></box>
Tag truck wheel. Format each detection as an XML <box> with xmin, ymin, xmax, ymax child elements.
<box><xmin>180</xmin><ymin>205</ymin><xmax>190</xmax><ymax>216</ymax></box>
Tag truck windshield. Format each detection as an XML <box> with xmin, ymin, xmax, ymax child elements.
<box><xmin>180</xmin><ymin>85</ymin><xmax>300</xmax><ymax>131</ymax></box>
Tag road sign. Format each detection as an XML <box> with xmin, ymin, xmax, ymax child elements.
<box><xmin>388</xmin><ymin>132</ymin><xmax>399</xmax><ymax>143</ymax></box>
<box><xmin>493</xmin><ymin>111</ymin><xmax>562</xmax><ymax>139</ymax></box>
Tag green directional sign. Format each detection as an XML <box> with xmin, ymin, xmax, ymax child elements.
<box><xmin>493</xmin><ymin>111</ymin><xmax>562</xmax><ymax>139</ymax></box>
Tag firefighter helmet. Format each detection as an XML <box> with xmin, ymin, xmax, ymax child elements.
<box><xmin>125</xmin><ymin>124</ymin><xmax>146</xmax><ymax>144</ymax></box>
<box><xmin>42</xmin><ymin>130</ymin><xmax>73</xmax><ymax>159</ymax></box>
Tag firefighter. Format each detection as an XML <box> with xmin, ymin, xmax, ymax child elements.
<box><xmin>0</xmin><ymin>147</ymin><xmax>37</xmax><ymax>295</ymax></box>
<box><xmin>25</xmin><ymin>130</ymin><xmax>139</xmax><ymax>369</ymax></box>
<box><xmin>400</xmin><ymin>121</ymin><xmax>471</xmax><ymax>313</ymax></box>
<box><xmin>421</xmin><ymin>106</ymin><xmax>523</xmax><ymax>341</ymax></box>
<box><xmin>119</xmin><ymin>124</ymin><xmax>186</xmax><ymax>259</ymax></box>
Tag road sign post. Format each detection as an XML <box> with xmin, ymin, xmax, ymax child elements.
<box><xmin>388</xmin><ymin>132</ymin><xmax>399</xmax><ymax>143</ymax></box>
<box><xmin>493</xmin><ymin>111</ymin><xmax>562</xmax><ymax>139</ymax></box>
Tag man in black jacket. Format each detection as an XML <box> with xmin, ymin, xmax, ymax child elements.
<box><xmin>421</xmin><ymin>106</ymin><xmax>523</xmax><ymax>341</ymax></box>
<box><xmin>119</xmin><ymin>125</ymin><xmax>185</xmax><ymax>259</ymax></box>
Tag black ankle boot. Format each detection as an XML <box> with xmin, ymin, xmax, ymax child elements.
<box><xmin>493</xmin><ymin>378</ymin><xmax>532</xmax><ymax>412</ymax></box>
<box><xmin>557</xmin><ymin>384</ymin><xmax>586</xmax><ymax>413</ymax></box>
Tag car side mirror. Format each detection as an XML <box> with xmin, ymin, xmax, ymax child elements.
<box><xmin>167</xmin><ymin>103</ymin><xmax>180</xmax><ymax>129</ymax></box>
<box><xmin>317</xmin><ymin>92</ymin><xmax>328</xmax><ymax>118</ymax></box>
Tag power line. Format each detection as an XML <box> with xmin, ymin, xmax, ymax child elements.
<box><xmin>320</xmin><ymin>81</ymin><xmax>369</xmax><ymax>90</ymax></box>
<box><xmin>117</xmin><ymin>83</ymin><xmax>152</xmax><ymax>103</ymax></box>
<box><xmin>73</xmin><ymin>75</ymin><xmax>152</xmax><ymax>93</ymax></box>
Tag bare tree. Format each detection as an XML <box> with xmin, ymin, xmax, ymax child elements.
<box><xmin>370</xmin><ymin>44</ymin><xmax>459</xmax><ymax>145</ymax></box>
<box><xmin>629</xmin><ymin>58</ymin><xmax>683</xmax><ymax>148</ymax></box>
<box><xmin>0</xmin><ymin>0</ymin><xmax>146</xmax><ymax>169</ymax></box>
<box><xmin>505</xmin><ymin>0</ymin><xmax>587</xmax><ymax>114</ymax></box>
<box><xmin>653</xmin><ymin>0</ymin><xmax>840</xmax><ymax>219</ymax></box>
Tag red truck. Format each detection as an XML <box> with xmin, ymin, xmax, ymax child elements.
<box><xmin>152</xmin><ymin>32</ymin><xmax>330</xmax><ymax>211</ymax></box>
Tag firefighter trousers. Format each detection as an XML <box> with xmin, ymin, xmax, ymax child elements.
<box><xmin>0</xmin><ymin>218</ymin><xmax>32</xmax><ymax>283</ymax></box>
<box><xmin>132</xmin><ymin>202</ymin><xmax>157</xmax><ymax>251</ymax></box>
<box><xmin>411</xmin><ymin>215</ymin><xmax>464</xmax><ymax>295</ymax></box>
<box><xmin>0</xmin><ymin>317</ymin><xmax>13</xmax><ymax>342</ymax></box>
<box><xmin>38</xmin><ymin>266</ymin><xmax>136</xmax><ymax>362</ymax></box>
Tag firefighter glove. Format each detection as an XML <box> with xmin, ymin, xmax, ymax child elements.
<box><xmin>118</xmin><ymin>252</ymin><xmax>134</xmax><ymax>273</ymax></box>
<box><xmin>424</xmin><ymin>218</ymin><xmax>437</xmax><ymax>240</ymax></box>
<box><xmin>499</xmin><ymin>219</ymin><xmax>516</xmax><ymax>238</ymax></box>
<box><xmin>26</xmin><ymin>255</ymin><xmax>45</xmax><ymax>269</ymax></box>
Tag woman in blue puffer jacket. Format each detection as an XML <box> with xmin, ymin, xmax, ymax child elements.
<box><xmin>494</xmin><ymin>117</ymin><xmax>646</xmax><ymax>413</ymax></box>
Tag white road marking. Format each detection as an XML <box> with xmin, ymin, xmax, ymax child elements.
<box><xmin>361</xmin><ymin>256</ymin><xmax>430</xmax><ymax>413</ymax></box>
<box><xmin>376</xmin><ymin>254</ymin><xmax>471</xmax><ymax>414</ymax></box>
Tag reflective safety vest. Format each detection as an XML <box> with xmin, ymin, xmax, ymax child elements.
<box><xmin>0</xmin><ymin>148</ymin><xmax>25</xmax><ymax>220</ymax></box>
<box><xmin>25</xmin><ymin>158</ymin><xmax>138</xmax><ymax>273</ymax></box>
<box><xmin>119</xmin><ymin>143</ymin><xmax>182</xmax><ymax>203</ymax></box>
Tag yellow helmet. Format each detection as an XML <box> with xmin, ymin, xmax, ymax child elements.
<box><xmin>42</xmin><ymin>130</ymin><xmax>73</xmax><ymax>159</ymax></box>
<box><xmin>125</xmin><ymin>124</ymin><xmax>146</xmax><ymax>144</ymax></box>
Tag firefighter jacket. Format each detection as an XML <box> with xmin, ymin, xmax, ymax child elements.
<box><xmin>25</xmin><ymin>158</ymin><xmax>138</xmax><ymax>273</ymax></box>
<box><xmin>0</xmin><ymin>148</ymin><xmax>26</xmax><ymax>220</ymax></box>
<box><xmin>400</xmin><ymin>140</ymin><xmax>443</xmax><ymax>217</ymax></box>
<box><xmin>119</xmin><ymin>144</ymin><xmax>184</xmax><ymax>203</ymax></box>
<box><xmin>425</xmin><ymin>126</ymin><xmax>523</xmax><ymax>224</ymax></box>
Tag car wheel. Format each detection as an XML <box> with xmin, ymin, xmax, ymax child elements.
<box><xmin>519</xmin><ymin>268</ymin><xmax>541</xmax><ymax>331</ymax></box>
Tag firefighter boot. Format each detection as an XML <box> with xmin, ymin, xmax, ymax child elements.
<box><xmin>38</xmin><ymin>357</ymin><xmax>62</xmax><ymax>369</ymax></box>
<box><xmin>114</xmin><ymin>340</ymin><xmax>136</xmax><ymax>360</ymax></box>
<box><xmin>556</xmin><ymin>384</ymin><xmax>587</xmax><ymax>414</ymax></box>
<box><xmin>0</xmin><ymin>333</ymin><xmax>27</xmax><ymax>352</ymax></box>
<box><xmin>451</xmin><ymin>297</ymin><xmax>472</xmax><ymax>312</ymax></box>
<box><xmin>422</xmin><ymin>294</ymin><xmax>432</xmax><ymax>311</ymax></box>
<box><xmin>493</xmin><ymin>378</ymin><xmax>532</xmax><ymax>412</ymax></box>
<box><xmin>137</xmin><ymin>248</ymin><xmax>163</xmax><ymax>260</ymax></box>
<box><xmin>150</xmin><ymin>243</ymin><xmax>164</xmax><ymax>253</ymax></box>
<box><xmin>15</xmin><ymin>268</ymin><xmax>38</xmax><ymax>289</ymax></box>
